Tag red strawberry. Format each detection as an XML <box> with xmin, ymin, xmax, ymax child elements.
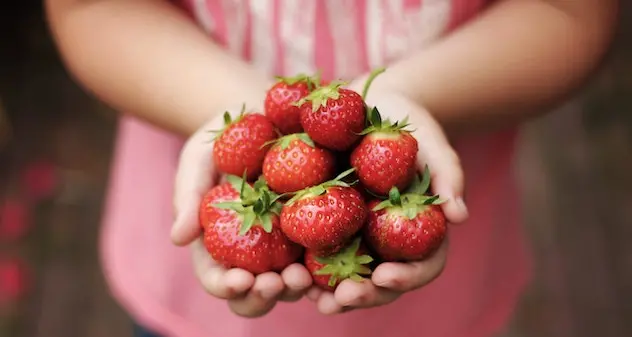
<box><xmin>212</xmin><ymin>108</ymin><xmax>277</xmax><ymax>180</ymax></box>
<box><xmin>262</xmin><ymin>133</ymin><xmax>335</xmax><ymax>194</ymax></box>
<box><xmin>304</xmin><ymin>238</ymin><xmax>373</xmax><ymax>291</ymax></box>
<box><xmin>200</xmin><ymin>175</ymin><xmax>302</xmax><ymax>274</ymax></box>
<box><xmin>199</xmin><ymin>181</ymin><xmax>240</xmax><ymax>231</ymax></box>
<box><xmin>364</xmin><ymin>167</ymin><xmax>447</xmax><ymax>261</ymax></box>
<box><xmin>296</xmin><ymin>83</ymin><xmax>365</xmax><ymax>151</ymax></box>
<box><xmin>264</xmin><ymin>74</ymin><xmax>319</xmax><ymax>135</ymax></box>
<box><xmin>296</xmin><ymin>68</ymin><xmax>385</xmax><ymax>151</ymax></box>
<box><xmin>351</xmin><ymin>107</ymin><xmax>418</xmax><ymax>195</ymax></box>
<box><xmin>280</xmin><ymin>169</ymin><xmax>368</xmax><ymax>255</ymax></box>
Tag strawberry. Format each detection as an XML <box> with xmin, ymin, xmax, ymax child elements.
<box><xmin>200</xmin><ymin>175</ymin><xmax>302</xmax><ymax>274</ymax></box>
<box><xmin>262</xmin><ymin>133</ymin><xmax>335</xmax><ymax>194</ymax></box>
<box><xmin>295</xmin><ymin>82</ymin><xmax>365</xmax><ymax>151</ymax></box>
<box><xmin>295</xmin><ymin>69</ymin><xmax>385</xmax><ymax>151</ymax></box>
<box><xmin>350</xmin><ymin>107</ymin><xmax>418</xmax><ymax>195</ymax></box>
<box><xmin>212</xmin><ymin>108</ymin><xmax>278</xmax><ymax>180</ymax></box>
<box><xmin>280</xmin><ymin>169</ymin><xmax>368</xmax><ymax>255</ymax></box>
<box><xmin>264</xmin><ymin>74</ymin><xmax>319</xmax><ymax>135</ymax></box>
<box><xmin>364</xmin><ymin>167</ymin><xmax>447</xmax><ymax>261</ymax></box>
<box><xmin>198</xmin><ymin>181</ymin><xmax>240</xmax><ymax>231</ymax></box>
<box><xmin>304</xmin><ymin>238</ymin><xmax>373</xmax><ymax>291</ymax></box>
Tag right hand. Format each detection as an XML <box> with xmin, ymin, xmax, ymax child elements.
<box><xmin>171</xmin><ymin>106</ymin><xmax>313</xmax><ymax>317</ymax></box>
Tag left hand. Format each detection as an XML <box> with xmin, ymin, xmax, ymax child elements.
<box><xmin>305</xmin><ymin>77</ymin><xmax>470</xmax><ymax>315</ymax></box>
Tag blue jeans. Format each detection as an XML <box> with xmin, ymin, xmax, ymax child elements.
<box><xmin>133</xmin><ymin>323</ymin><xmax>162</xmax><ymax>337</ymax></box>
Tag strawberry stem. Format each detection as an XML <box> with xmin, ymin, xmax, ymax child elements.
<box><xmin>361</xmin><ymin>67</ymin><xmax>386</xmax><ymax>101</ymax></box>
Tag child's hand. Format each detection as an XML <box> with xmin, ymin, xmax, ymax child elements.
<box><xmin>171</xmin><ymin>108</ymin><xmax>312</xmax><ymax>317</ymax></box>
<box><xmin>306</xmin><ymin>82</ymin><xmax>469</xmax><ymax>315</ymax></box>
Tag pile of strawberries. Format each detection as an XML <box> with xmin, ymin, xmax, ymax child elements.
<box><xmin>199</xmin><ymin>68</ymin><xmax>447</xmax><ymax>291</ymax></box>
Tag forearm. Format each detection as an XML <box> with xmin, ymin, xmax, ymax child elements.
<box><xmin>375</xmin><ymin>0</ymin><xmax>618</xmax><ymax>133</ymax></box>
<box><xmin>46</xmin><ymin>0</ymin><xmax>271</xmax><ymax>136</ymax></box>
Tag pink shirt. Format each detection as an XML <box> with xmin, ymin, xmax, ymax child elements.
<box><xmin>101</xmin><ymin>1</ymin><xmax>532</xmax><ymax>336</ymax></box>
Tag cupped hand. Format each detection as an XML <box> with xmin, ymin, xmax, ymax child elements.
<box><xmin>171</xmin><ymin>106</ymin><xmax>312</xmax><ymax>317</ymax></box>
<box><xmin>306</xmin><ymin>78</ymin><xmax>469</xmax><ymax>315</ymax></box>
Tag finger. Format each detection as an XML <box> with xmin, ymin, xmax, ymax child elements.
<box><xmin>316</xmin><ymin>290</ymin><xmax>345</xmax><ymax>315</ymax></box>
<box><xmin>306</xmin><ymin>286</ymin><xmax>324</xmax><ymax>302</ymax></box>
<box><xmin>228</xmin><ymin>272</ymin><xmax>285</xmax><ymax>318</ymax></box>
<box><xmin>191</xmin><ymin>239</ymin><xmax>254</xmax><ymax>299</ymax></box>
<box><xmin>334</xmin><ymin>278</ymin><xmax>400</xmax><ymax>308</ymax></box>
<box><xmin>171</xmin><ymin>119</ymin><xmax>224</xmax><ymax>245</ymax></box>
<box><xmin>412</xmin><ymin>114</ymin><xmax>468</xmax><ymax>224</ymax></box>
<box><xmin>371</xmin><ymin>238</ymin><xmax>448</xmax><ymax>292</ymax></box>
<box><xmin>279</xmin><ymin>263</ymin><xmax>313</xmax><ymax>302</ymax></box>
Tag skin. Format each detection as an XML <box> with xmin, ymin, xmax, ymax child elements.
<box><xmin>46</xmin><ymin>0</ymin><xmax>618</xmax><ymax>318</ymax></box>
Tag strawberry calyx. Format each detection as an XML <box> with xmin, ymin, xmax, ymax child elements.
<box><xmin>286</xmin><ymin>168</ymin><xmax>357</xmax><ymax>205</ymax></box>
<box><xmin>314</xmin><ymin>238</ymin><xmax>373</xmax><ymax>287</ymax></box>
<box><xmin>358</xmin><ymin>106</ymin><xmax>413</xmax><ymax>136</ymax></box>
<box><xmin>372</xmin><ymin>165</ymin><xmax>446</xmax><ymax>220</ymax></box>
<box><xmin>274</xmin><ymin>72</ymin><xmax>321</xmax><ymax>91</ymax></box>
<box><xmin>260</xmin><ymin>132</ymin><xmax>315</xmax><ymax>150</ymax></box>
<box><xmin>207</xmin><ymin>103</ymin><xmax>248</xmax><ymax>139</ymax></box>
<box><xmin>212</xmin><ymin>173</ymin><xmax>283</xmax><ymax>235</ymax></box>
<box><xmin>293</xmin><ymin>80</ymin><xmax>347</xmax><ymax>112</ymax></box>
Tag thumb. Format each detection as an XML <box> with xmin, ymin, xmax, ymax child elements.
<box><xmin>412</xmin><ymin>113</ymin><xmax>468</xmax><ymax>224</ymax></box>
<box><xmin>171</xmin><ymin>132</ymin><xmax>217</xmax><ymax>246</ymax></box>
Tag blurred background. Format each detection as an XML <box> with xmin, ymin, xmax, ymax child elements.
<box><xmin>0</xmin><ymin>1</ymin><xmax>631</xmax><ymax>337</ymax></box>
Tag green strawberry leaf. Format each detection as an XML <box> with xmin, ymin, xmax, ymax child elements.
<box><xmin>253</xmin><ymin>198</ymin><xmax>265</xmax><ymax>214</ymax></box>
<box><xmin>293</xmin><ymin>81</ymin><xmax>345</xmax><ymax>112</ymax></box>
<box><xmin>260</xmin><ymin>214</ymin><xmax>273</xmax><ymax>233</ymax></box>
<box><xmin>212</xmin><ymin>201</ymin><xmax>246</xmax><ymax>212</ymax></box>
<box><xmin>372</xmin><ymin>199</ymin><xmax>393</xmax><ymax>211</ymax></box>
<box><xmin>348</xmin><ymin>274</ymin><xmax>364</xmax><ymax>282</ymax></box>
<box><xmin>388</xmin><ymin>187</ymin><xmax>402</xmax><ymax>206</ymax></box>
<box><xmin>403</xmin><ymin>204</ymin><xmax>418</xmax><ymax>220</ymax></box>
<box><xmin>308</xmin><ymin>185</ymin><xmax>327</xmax><ymax>196</ymax></box>
<box><xmin>296</xmin><ymin>133</ymin><xmax>315</xmax><ymax>148</ymax></box>
<box><xmin>368</xmin><ymin>107</ymin><xmax>382</xmax><ymax>129</ymax></box>
<box><xmin>253</xmin><ymin>176</ymin><xmax>268</xmax><ymax>192</ymax></box>
<box><xmin>311</xmin><ymin>238</ymin><xmax>373</xmax><ymax>288</ymax></box>
<box><xmin>332</xmin><ymin>168</ymin><xmax>356</xmax><ymax>182</ymax></box>
<box><xmin>355</xmin><ymin>255</ymin><xmax>374</xmax><ymax>265</ymax></box>
<box><xmin>226</xmin><ymin>175</ymin><xmax>244</xmax><ymax>192</ymax></box>
<box><xmin>239</xmin><ymin>211</ymin><xmax>257</xmax><ymax>236</ymax></box>
<box><xmin>419</xmin><ymin>165</ymin><xmax>431</xmax><ymax>195</ymax></box>
<box><xmin>223</xmin><ymin>111</ymin><xmax>232</xmax><ymax>126</ymax></box>
<box><xmin>314</xmin><ymin>265</ymin><xmax>339</xmax><ymax>276</ymax></box>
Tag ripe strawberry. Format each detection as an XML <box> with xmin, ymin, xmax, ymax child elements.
<box><xmin>350</xmin><ymin>107</ymin><xmax>418</xmax><ymax>195</ymax></box>
<box><xmin>304</xmin><ymin>238</ymin><xmax>373</xmax><ymax>291</ymax></box>
<box><xmin>264</xmin><ymin>74</ymin><xmax>319</xmax><ymax>135</ymax></box>
<box><xmin>198</xmin><ymin>180</ymin><xmax>240</xmax><ymax>231</ymax></box>
<box><xmin>364</xmin><ymin>167</ymin><xmax>447</xmax><ymax>261</ymax></box>
<box><xmin>280</xmin><ymin>169</ymin><xmax>368</xmax><ymax>255</ymax></box>
<box><xmin>295</xmin><ymin>82</ymin><xmax>365</xmax><ymax>151</ymax></box>
<box><xmin>296</xmin><ymin>68</ymin><xmax>385</xmax><ymax>151</ymax></box>
<box><xmin>262</xmin><ymin>133</ymin><xmax>335</xmax><ymax>194</ymax></box>
<box><xmin>200</xmin><ymin>175</ymin><xmax>302</xmax><ymax>274</ymax></box>
<box><xmin>212</xmin><ymin>108</ymin><xmax>277</xmax><ymax>180</ymax></box>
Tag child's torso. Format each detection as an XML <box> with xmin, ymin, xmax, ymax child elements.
<box><xmin>179</xmin><ymin>0</ymin><xmax>488</xmax><ymax>79</ymax></box>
